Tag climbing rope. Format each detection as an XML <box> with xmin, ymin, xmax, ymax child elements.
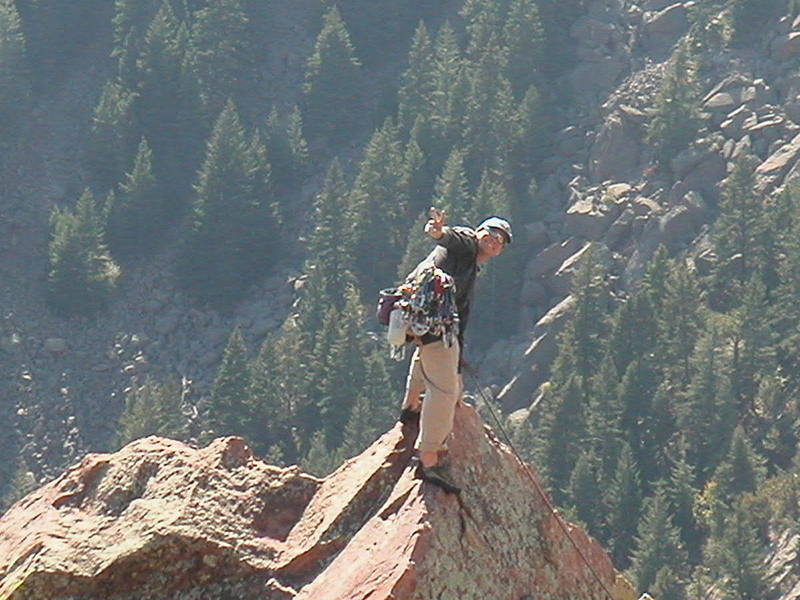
<box><xmin>462</xmin><ymin>366</ymin><xmax>617</xmax><ymax>600</ymax></box>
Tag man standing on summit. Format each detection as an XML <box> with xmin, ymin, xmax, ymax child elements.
<box><xmin>400</xmin><ymin>208</ymin><xmax>512</xmax><ymax>493</ymax></box>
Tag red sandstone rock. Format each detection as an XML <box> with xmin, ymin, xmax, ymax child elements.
<box><xmin>0</xmin><ymin>404</ymin><xmax>634</xmax><ymax>600</ymax></box>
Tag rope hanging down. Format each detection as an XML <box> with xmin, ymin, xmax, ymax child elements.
<box><xmin>462</xmin><ymin>367</ymin><xmax>617</xmax><ymax>600</ymax></box>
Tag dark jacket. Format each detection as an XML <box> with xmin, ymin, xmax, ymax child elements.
<box><xmin>410</xmin><ymin>226</ymin><xmax>479</xmax><ymax>342</ymax></box>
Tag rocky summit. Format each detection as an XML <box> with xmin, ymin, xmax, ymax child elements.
<box><xmin>0</xmin><ymin>404</ymin><xmax>634</xmax><ymax>600</ymax></box>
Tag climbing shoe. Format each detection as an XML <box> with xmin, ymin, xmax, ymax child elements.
<box><xmin>399</xmin><ymin>407</ymin><xmax>421</xmax><ymax>426</ymax></box>
<box><xmin>415</xmin><ymin>461</ymin><xmax>461</xmax><ymax>495</ymax></box>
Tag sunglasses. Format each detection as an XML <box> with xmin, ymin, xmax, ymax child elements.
<box><xmin>487</xmin><ymin>229</ymin><xmax>507</xmax><ymax>247</ymax></box>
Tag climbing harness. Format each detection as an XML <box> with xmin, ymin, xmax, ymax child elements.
<box><xmin>462</xmin><ymin>366</ymin><xmax>617</xmax><ymax>600</ymax></box>
<box><xmin>384</xmin><ymin>265</ymin><xmax>460</xmax><ymax>361</ymax></box>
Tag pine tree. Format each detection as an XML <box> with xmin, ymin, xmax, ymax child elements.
<box><xmin>629</xmin><ymin>487</ymin><xmax>689</xmax><ymax>594</ymax></box>
<box><xmin>658</xmin><ymin>262</ymin><xmax>704</xmax><ymax>386</ymax></box>
<box><xmin>536</xmin><ymin>374</ymin><xmax>586</xmax><ymax>499</ymax></box>
<box><xmin>397</xmin><ymin>210</ymin><xmax>436</xmax><ymax>281</ymax></box>
<box><xmin>116</xmin><ymin>377</ymin><xmax>186</xmax><ymax>447</ymax></box>
<box><xmin>712</xmin><ymin>425</ymin><xmax>766</xmax><ymax>503</ymax></box>
<box><xmin>549</xmin><ymin>245</ymin><xmax>609</xmax><ymax>388</ymax></box>
<box><xmin>425</xmin><ymin>21</ymin><xmax>466</xmax><ymax>169</ymax></box>
<box><xmin>652</xmin><ymin>567</ymin><xmax>688</xmax><ymax>600</ymax></box>
<box><xmin>337</xmin><ymin>351</ymin><xmax>394</xmax><ymax>458</ymax></box>
<box><xmin>618</xmin><ymin>356</ymin><xmax>660</xmax><ymax>481</ymax></box>
<box><xmin>189</xmin><ymin>0</ymin><xmax>252</xmax><ymax>113</ymax></box>
<box><xmin>585</xmin><ymin>354</ymin><xmax>622</xmax><ymax>482</ymax></box>
<box><xmin>725</xmin><ymin>274</ymin><xmax>775</xmax><ymax>410</ymax></box>
<box><xmin>111</xmin><ymin>0</ymin><xmax>160</xmax><ymax>85</ymax></box>
<box><xmin>318</xmin><ymin>286</ymin><xmax>368</xmax><ymax>449</ymax></box>
<box><xmin>47</xmin><ymin>189</ymin><xmax>120</xmax><ymax>316</ymax></box>
<box><xmin>179</xmin><ymin>100</ymin><xmax>277</xmax><ymax>307</ymax></box>
<box><xmin>608</xmin><ymin>291</ymin><xmax>657</xmax><ymax>377</ymax></box>
<box><xmin>134</xmin><ymin>1</ymin><xmax>207</xmax><ymax>199</ymax></box>
<box><xmin>300</xmin><ymin>304</ymin><xmax>339</xmax><ymax>437</ymax></box>
<box><xmin>640</xmin><ymin>245</ymin><xmax>671</xmax><ymax>314</ymax></box>
<box><xmin>509</xmin><ymin>84</ymin><xmax>549</xmax><ymax>197</ymax></box>
<box><xmin>397</xmin><ymin>21</ymin><xmax>434</xmax><ymax>132</ymax></box>
<box><xmin>756</xmin><ymin>374</ymin><xmax>798</xmax><ymax>469</ymax></box>
<box><xmin>0</xmin><ymin>380</ymin><xmax>18</xmax><ymax>500</ymax></box>
<box><xmin>256</xmin><ymin>318</ymin><xmax>313</xmax><ymax>464</ymax></box>
<box><xmin>0</xmin><ymin>0</ymin><xmax>29</xmax><ymax>147</ymax></box>
<box><xmin>85</xmin><ymin>80</ymin><xmax>137</xmax><ymax>191</ymax></box>
<box><xmin>0</xmin><ymin>455</ymin><xmax>36</xmax><ymax>513</ymax></box>
<box><xmin>349</xmin><ymin>119</ymin><xmax>410</xmax><ymax>293</ymax></box>
<box><xmin>206</xmin><ymin>327</ymin><xmax>251</xmax><ymax>440</ymax></box>
<box><xmin>708</xmin><ymin>154</ymin><xmax>767</xmax><ymax>310</ymax></box>
<box><xmin>296</xmin><ymin>159</ymin><xmax>356</xmax><ymax>340</ymax></box>
<box><xmin>646</xmin><ymin>40</ymin><xmax>701</xmax><ymax>171</ymax></box>
<box><xmin>666</xmin><ymin>454</ymin><xmax>701</xmax><ymax>561</ymax></box>
<box><xmin>775</xmin><ymin>188</ymin><xmax>800</xmax><ymax>373</ymax></box>
<box><xmin>461</xmin><ymin>33</ymin><xmax>514</xmax><ymax>178</ymax></box>
<box><xmin>106</xmin><ymin>137</ymin><xmax>162</xmax><ymax>259</ymax></box>
<box><xmin>677</xmin><ymin>327</ymin><xmax>736</xmax><ymax>478</ymax></box>
<box><xmin>301</xmin><ymin>429</ymin><xmax>337</xmax><ymax>477</ymax></box>
<box><xmin>248</xmin><ymin>332</ymin><xmax>292</xmax><ymax>456</ymax></box>
<box><xmin>263</xmin><ymin>106</ymin><xmax>308</xmax><ymax>191</ymax></box>
<box><xmin>431</xmin><ymin>146</ymin><xmax>470</xmax><ymax>223</ymax></box>
<box><xmin>606</xmin><ymin>442</ymin><xmax>642</xmax><ymax>567</ymax></box>
<box><xmin>503</xmin><ymin>0</ymin><xmax>544</xmax><ymax>97</ymax></box>
<box><xmin>716</xmin><ymin>502</ymin><xmax>768</xmax><ymax>599</ymax></box>
<box><xmin>568</xmin><ymin>451</ymin><xmax>601</xmax><ymax>535</ymax></box>
<box><xmin>303</xmin><ymin>5</ymin><xmax>362</xmax><ymax>140</ymax></box>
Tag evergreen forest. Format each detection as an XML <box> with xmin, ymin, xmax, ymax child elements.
<box><xmin>3</xmin><ymin>0</ymin><xmax>800</xmax><ymax>597</ymax></box>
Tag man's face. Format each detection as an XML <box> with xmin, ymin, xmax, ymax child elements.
<box><xmin>476</xmin><ymin>228</ymin><xmax>507</xmax><ymax>258</ymax></box>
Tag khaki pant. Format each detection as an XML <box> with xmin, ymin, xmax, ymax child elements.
<box><xmin>402</xmin><ymin>339</ymin><xmax>462</xmax><ymax>453</ymax></box>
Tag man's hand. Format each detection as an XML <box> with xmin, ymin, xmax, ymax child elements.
<box><xmin>425</xmin><ymin>207</ymin><xmax>446</xmax><ymax>239</ymax></box>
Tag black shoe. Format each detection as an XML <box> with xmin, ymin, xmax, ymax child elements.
<box><xmin>399</xmin><ymin>407</ymin><xmax>420</xmax><ymax>426</ymax></box>
<box><xmin>415</xmin><ymin>461</ymin><xmax>461</xmax><ymax>494</ymax></box>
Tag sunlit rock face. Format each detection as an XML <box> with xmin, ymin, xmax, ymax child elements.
<box><xmin>0</xmin><ymin>404</ymin><xmax>632</xmax><ymax>600</ymax></box>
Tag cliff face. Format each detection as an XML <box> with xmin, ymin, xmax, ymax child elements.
<box><xmin>0</xmin><ymin>404</ymin><xmax>633</xmax><ymax>600</ymax></box>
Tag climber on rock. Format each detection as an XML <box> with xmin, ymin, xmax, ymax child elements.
<box><xmin>399</xmin><ymin>208</ymin><xmax>512</xmax><ymax>494</ymax></box>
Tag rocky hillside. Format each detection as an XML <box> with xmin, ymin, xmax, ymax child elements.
<box><xmin>0</xmin><ymin>404</ymin><xmax>635</xmax><ymax>600</ymax></box>
<box><xmin>489</xmin><ymin>1</ymin><xmax>800</xmax><ymax>403</ymax></box>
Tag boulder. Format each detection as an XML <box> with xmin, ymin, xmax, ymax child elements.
<box><xmin>720</xmin><ymin>106</ymin><xmax>753</xmax><ymax>139</ymax></box>
<box><xmin>671</xmin><ymin>143</ymin><xmax>716</xmax><ymax>179</ymax></box>
<box><xmin>523</xmin><ymin>221</ymin><xmax>550</xmax><ymax>248</ymax></box>
<box><xmin>589</xmin><ymin>112</ymin><xmax>642</xmax><ymax>182</ymax></box>
<box><xmin>657</xmin><ymin>205</ymin><xmax>697</xmax><ymax>249</ymax></box>
<box><xmin>755</xmin><ymin>132</ymin><xmax>800</xmax><ymax>191</ymax></box>
<box><xmin>771</xmin><ymin>32</ymin><xmax>800</xmax><ymax>60</ymax></box>
<box><xmin>704</xmin><ymin>91</ymin><xmax>737</xmax><ymax>112</ymax></box>
<box><xmin>571</xmin><ymin>16</ymin><xmax>616</xmax><ymax>47</ymax></box>
<box><xmin>497</xmin><ymin>296</ymin><xmax>577</xmax><ymax>411</ymax></box>
<box><xmin>565</xmin><ymin>198</ymin><xmax>618</xmax><ymax>240</ymax></box>
<box><xmin>548</xmin><ymin>242</ymin><xmax>612</xmax><ymax>298</ymax></box>
<box><xmin>569</xmin><ymin>56</ymin><xmax>627</xmax><ymax>101</ymax></box>
<box><xmin>556</xmin><ymin>125</ymin><xmax>585</xmax><ymax>157</ymax></box>
<box><xmin>0</xmin><ymin>417</ymin><xmax>632</xmax><ymax>600</ymax></box>
<box><xmin>642</xmin><ymin>3</ymin><xmax>689</xmax><ymax>54</ymax></box>
<box><xmin>694</xmin><ymin>248</ymin><xmax>716</xmax><ymax>277</ymax></box>
<box><xmin>630</xmin><ymin>196</ymin><xmax>661</xmax><ymax>217</ymax></box>
<box><xmin>681</xmin><ymin>153</ymin><xmax>727</xmax><ymax>202</ymax></box>
<box><xmin>520</xmin><ymin>278</ymin><xmax>548</xmax><ymax>306</ymax></box>
<box><xmin>525</xmin><ymin>238</ymin><xmax>584</xmax><ymax>279</ymax></box>
<box><xmin>44</xmin><ymin>338</ymin><xmax>67</xmax><ymax>354</ymax></box>
<box><xmin>605</xmin><ymin>208</ymin><xmax>636</xmax><ymax>249</ymax></box>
